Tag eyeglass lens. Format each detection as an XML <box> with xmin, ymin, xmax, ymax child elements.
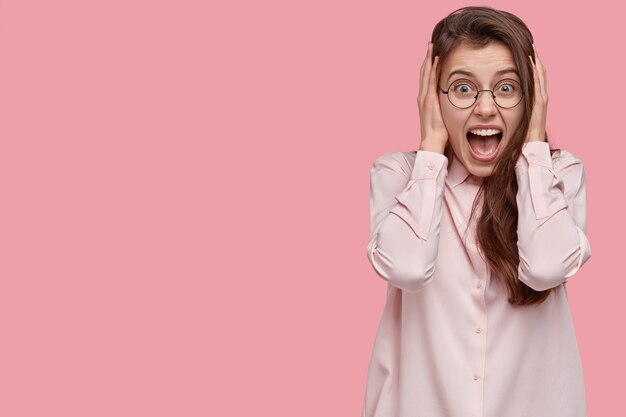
<box><xmin>447</xmin><ymin>79</ymin><xmax>522</xmax><ymax>108</ymax></box>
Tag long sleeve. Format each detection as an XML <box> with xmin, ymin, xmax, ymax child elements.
<box><xmin>366</xmin><ymin>150</ymin><xmax>448</xmax><ymax>293</ymax></box>
<box><xmin>514</xmin><ymin>141</ymin><xmax>592</xmax><ymax>291</ymax></box>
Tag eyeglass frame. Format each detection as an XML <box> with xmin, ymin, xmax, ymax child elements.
<box><xmin>439</xmin><ymin>78</ymin><xmax>525</xmax><ymax>109</ymax></box>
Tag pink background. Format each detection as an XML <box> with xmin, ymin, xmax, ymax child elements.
<box><xmin>0</xmin><ymin>0</ymin><xmax>620</xmax><ymax>415</ymax></box>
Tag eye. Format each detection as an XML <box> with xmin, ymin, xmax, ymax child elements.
<box><xmin>495</xmin><ymin>79</ymin><xmax>521</xmax><ymax>95</ymax></box>
<box><xmin>451</xmin><ymin>80</ymin><xmax>476</xmax><ymax>94</ymax></box>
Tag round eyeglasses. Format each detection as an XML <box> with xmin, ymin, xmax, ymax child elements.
<box><xmin>440</xmin><ymin>78</ymin><xmax>524</xmax><ymax>109</ymax></box>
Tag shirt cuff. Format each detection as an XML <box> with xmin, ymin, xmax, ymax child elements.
<box><xmin>515</xmin><ymin>141</ymin><xmax>553</xmax><ymax>170</ymax></box>
<box><xmin>389</xmin><ymin>150</ymin><xmax>447</xmax><ymax>240</ymax></box>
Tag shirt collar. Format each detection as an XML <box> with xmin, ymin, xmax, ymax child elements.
<box><xmin>446</xmin><ymin>153</ymin><xmax>483</xmax><ymax>188</ymax></box>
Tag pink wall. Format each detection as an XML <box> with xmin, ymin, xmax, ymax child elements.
<box><xmin>0</xmin><ymin>0</ymin><xmax>618</xmax><ymax>415</ymax></box>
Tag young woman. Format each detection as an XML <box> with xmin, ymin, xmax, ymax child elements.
<box><xmin>362</xmin><ymin>6</ymin><xmax>592</xmax><ymax>417</ymax></box>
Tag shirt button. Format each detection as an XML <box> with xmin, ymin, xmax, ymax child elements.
<box><xmin>475</xmin><ymin>326</ymin><xmax>482</xmax><ymax>334</ymax></box>
<box><xmin>426</xmin><ymin>162</ymin><xmax>435</xmax><ymax>171</ymax></box>
<box><xmin>476</xmin><ymin>280</ymin><xmax>482</xmax><ymax>288</ymax></box>
<box><xmin>473</xmin><ymin>373</ymin><xmax>480</xmax><ymax>380</ymax></box>
<box><xmin>528</xmin><ymin>152</ymin><xmax>536</xmax><ymax>157</ymax></box>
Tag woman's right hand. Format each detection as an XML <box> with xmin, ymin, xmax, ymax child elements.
<box><xmin>417</xmin><ymin>42</ymin><xmax>449</xmax><ymax>154</ymax></box>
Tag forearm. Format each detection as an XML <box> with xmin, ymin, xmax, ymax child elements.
<box><xmin>515</xmin><ymin>141</ymin><xmax>591</xmax><ymax>291</ymax></box>
<box><xmin>367</xmin><ymin>151</ymin><xmax>447</xmax><ymax>292</ymax></box>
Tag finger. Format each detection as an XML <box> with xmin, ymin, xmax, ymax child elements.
<box><xmin>539</xmin><ymin>60</ymin><xmax>548</xmax><ymax>100</ymax></box>
<box><xmin>420</xmin><ymin>43</ymin><xmax>430</xmax><ymax>88</ymax></box>
<box><xmin>420</xmin><ymin>43</ymin><xmax>428</xmax><ymax>80</ymax></box>
<box><xmin>419</xmin><ymin>43</ymin><xmax>433</xmax><ymax>101</ymax></box>
<box><xmin>429</xmin><ymin>55</ymin><xmax>439</xmax><ymax>99</ymax></box>
<box><xmin>420</xmin><ymin>44</ymin><xmax>428</xmax><ymax>82</ymax></box>
<box><xmin>529</xmin><ymin>55</ymin><xmax>541</xmax><ymax>98</ymax></box>
<box><xmin>532</xmin><ymin>44</ymin><xmax>547</xmax><ymax>79</ymax></box>
<box><xmin>424</xmin><ymin>43</ymin><xmax>433</xmax><ymax>83</ymax></box>
<box><xmin>531</xmin><ymin>45</ymin><xmax>547</xmax><ymax>98</ymax></box>
<box><xmin>534</xmin><ymin>47</ymin><xmax>547</xmax><ymax>97</ymax></box>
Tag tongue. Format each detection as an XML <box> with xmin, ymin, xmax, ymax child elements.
<box><xmin>468</xmin><ymin>133</ymin><xmax>500</xmax><ymax>155</ymax></box>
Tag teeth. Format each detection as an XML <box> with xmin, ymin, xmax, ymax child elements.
<box><xmin>469</xmin><ymin>128</ymin><xmax>501</xmax><ymax>136</ymax></box>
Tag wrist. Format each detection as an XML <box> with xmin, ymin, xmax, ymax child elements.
<box><xmin>526</xmin><ymin>131</ymin><xmax>546</xmax><ymax>142</ymax></box>
<box><xmin>419</xmin><ymin>140</ymin><xmax>446</xmax><ymax>154</ymax></box>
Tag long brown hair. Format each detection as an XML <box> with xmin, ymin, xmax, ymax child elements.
<box><xmin>431</xmin><ymin>6</ymin><xmax>560</xmax><ymax>306</ymax></box>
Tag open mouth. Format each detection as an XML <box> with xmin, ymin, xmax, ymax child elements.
<box><xmin>466</xmin><ymin>131</ymin><xmax>503</xmax><ymax>160</ymax></box>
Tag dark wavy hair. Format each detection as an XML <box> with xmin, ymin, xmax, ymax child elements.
<box><xmin>431</xmin><ymin>6</ymin><xmax>559</xmax><ymax>306</ymax></box>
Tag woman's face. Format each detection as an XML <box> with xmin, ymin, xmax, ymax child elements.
<box><xmin>438</xmin><ymin>41</ymin><xmax>524</xmax><ymax>177</ymax></box>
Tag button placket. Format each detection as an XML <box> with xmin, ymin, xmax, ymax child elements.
<box><xmin>468</xmin><ymin>266</ymin><xmax>489</xmax><ymax>415</ymax></box>
<box><xmin>457</xmin><ymin>197</ymin><xmax>489</xmax><ymax>416</ymax></box>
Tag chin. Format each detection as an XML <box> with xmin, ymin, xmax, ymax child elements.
<box><xmin>462</xmin><ymin>153</ymin><xmax>497</xmax><ymax>177</ymax></box>
<box><xmin>472</xmin><ymin>166</ymin><xmax>495</xmax><ymax>177</ymax></box>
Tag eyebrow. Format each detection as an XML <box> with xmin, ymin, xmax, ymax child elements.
<box><xmin>448</xmin><ymin>68</ymin><xmax>519</xmax><ymax>82</ymax></box>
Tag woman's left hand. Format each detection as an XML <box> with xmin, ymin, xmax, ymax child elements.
<box><xmin>526</xmin><ymin>44</ymin><xmax>548</xmax><ymax>143</ymax></box>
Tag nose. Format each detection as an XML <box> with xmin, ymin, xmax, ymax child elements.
<box><xmin>473</xmin><ymin>90</ymin><xmax>497</xmax><ymax>117</ymax></box>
